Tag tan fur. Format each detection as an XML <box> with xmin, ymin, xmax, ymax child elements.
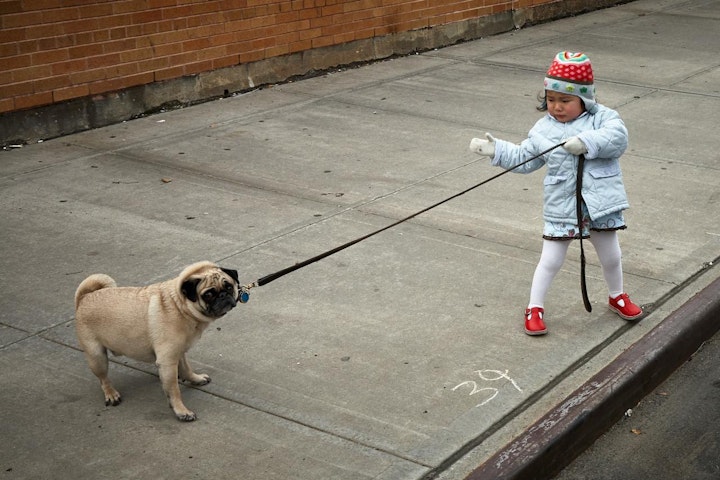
<box><xmin>74</xmin><ymin>261</ymin><xmax>239</xmax><ymax>421</ymax></box>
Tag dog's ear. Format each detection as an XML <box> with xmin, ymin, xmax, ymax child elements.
<box><xmin>181</xmin><ymin>278</ymin><xmax>201</xmax><ymax>302</ymax></box>
<box><xmin>221</xmin><ymin>267</ymin><xmax>239</xmax><ymax>284</ymax></box>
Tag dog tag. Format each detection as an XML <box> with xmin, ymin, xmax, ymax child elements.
<box><xmin>239</xmin><ymin>290</ymin><xmax>250</xmax><ymax>303</ymax></box>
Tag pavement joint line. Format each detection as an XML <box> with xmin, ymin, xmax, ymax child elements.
<box><xmin>3</xmin><ymin>3</ymin><xmax>718</xmax><ymax>477</ymax></box>
<box><xmin>194</xmin><ymin>384</ymin><xmax>437</xmax><ymax>469</ymax></box>
<box><xmin>456</xmin><ymin>59</ymin><xmax>720</xmax><ymax>101</ymax></box>
<box><xmin>61</xmin><ymin>57</ymin><xmax>467</xmax><ymax>159</ymax></box>
<box><xmin>625</xmin><ymin>151</ymin><xmax>720</xmax><ymax>168</ymax></box>
<box><xmin>9</xmin><ymin>259</ymin><xmax>714</xmax><ymax>478</ymax></box>
<box><xmin>465</xmin><ymin>272</ymin><xmax>720</xmax><ymax>480</ymax></box>
<box><xmin>637</xmin><ymin>253</ymin><xmax>720</xmax><ymax>315</ymax></box>
<box><xmin>0</xmin><ymin>318</ymin><xmax>74</xmax><ymax>351</ymax></box>
<box><xmin>203</xmin><ymin>156</ymin><xmax>495</xmax><ymax>262</ymax></box>
<box><xmin>19</xmin><ymin>326</ymin><xmax>437</xmax><ymax>470</ymax></box>
<box><xmin>419</xmin><ymin>320</ymin><xmax>635</xmax><ymax>480</ymax></box>
<box><xmin>3</xmin><ymin>320</ymin><xmax>434</xmax><ymax>467</ymax></box>
<box><xmin>421</xmin><ymin>257</ymin><xmax>720</xmax><ymax>479</ymax></box>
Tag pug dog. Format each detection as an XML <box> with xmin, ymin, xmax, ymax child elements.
<box><xmin>74</xmin><ymin>261</ymin><xmax>240</xmax><ymax>421</ymax></box>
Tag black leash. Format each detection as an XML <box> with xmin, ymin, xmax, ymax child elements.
<box><xmin>238</xmin><ymin>141</ymin><xmax>566</xmax><ymax>300</ymax></box>
<box><xmin>576</xmin><ymin>154</ymin><xmax>592</xmax><ymax>312</ymax></box>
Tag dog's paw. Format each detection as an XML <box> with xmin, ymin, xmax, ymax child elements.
<box><xmin>103</xmin><ymin>389</ymin><xmax>122</xmax><ymax>406</ymax></box>
<box><xmin>175</xmin><ymin>411</ymin><xmax>197</xmax><ymax>422</ymax></box>
<box><xmin>188</xmin><ymin>373</ymin><xmax>211</xmax><ymax>386</ymax></box>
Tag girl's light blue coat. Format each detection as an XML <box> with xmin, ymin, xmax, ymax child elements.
<box><xmin>492</xmin><ymin>104</ymin><xmax>629</xmax><ymax>224</ymax></box>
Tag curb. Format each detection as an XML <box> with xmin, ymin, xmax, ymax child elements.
<box><xmin>465</xmin><ymin>273</ymin><xmax>720</xmax><ymax>480</ymax></box>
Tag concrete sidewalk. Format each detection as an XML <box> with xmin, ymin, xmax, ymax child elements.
<box><xmin>1</xmin><ymin>1</ymin><xmax>719</xmax><ymax>479</ymax></box>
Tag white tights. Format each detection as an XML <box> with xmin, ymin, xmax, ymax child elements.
<box><xmin>528</xmin><ymin>231</ymin><xmax>624</xmax><ymax>309</ymax></box>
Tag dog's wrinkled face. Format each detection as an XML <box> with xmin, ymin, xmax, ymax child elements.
<box><xmin>181</xmin><ymin>267</ymin><xmax>239</xmax><ymax>318</ymax></box>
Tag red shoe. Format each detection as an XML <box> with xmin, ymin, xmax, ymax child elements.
<box><xmin>609</xmin><ymin>293</ymin><xmax>643</xmax><ymax>320</ymax></box>
<box><xmin>525</xmin><ymin>307</ymin><xmax>547</xmax><ymax>336</ymax></box>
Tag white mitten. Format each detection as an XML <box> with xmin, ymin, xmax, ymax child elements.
<box><xmin>563</xmin><ymin>136</ymin><xmax>588</xmax><ymax>155</ymax></box>
<box><xmin>469</xmin><ymin>132</ymin><xmax>496</xmax><ymax>157</ymax></box>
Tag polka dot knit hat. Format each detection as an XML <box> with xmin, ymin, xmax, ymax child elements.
<box><xmin>544</xmin><ymin>52</ymin><xmax>597</xmax><ymax>112</ymax></box>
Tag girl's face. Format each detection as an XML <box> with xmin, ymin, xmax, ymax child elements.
<box><xmin>545</xmin><ymin>91</ymin><xmax>584</xmax><ymax>123</ymax></box>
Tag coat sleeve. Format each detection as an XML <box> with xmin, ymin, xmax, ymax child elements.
<box><xmin>489</xmin><ymin>121</ymin><xmax>549</xmax><ymax>174</ymax></box>
<box><xmin>575</xmin><ymin>106</ymin><xmax>628</xmax><ymax>160</ymax></box>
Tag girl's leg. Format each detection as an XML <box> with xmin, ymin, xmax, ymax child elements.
<box><xmin>588</xmin><ymin>231</ymin><xmax>623</xmax><ymax>297</ymax></box>
<box><xmin>528</xmin><ymin>239</ymin><xmax>571</xmax><ymax>308</ymax></box>
<box><xmin>590</xmin><ymin>230</ymin><xmax>643</xmax><ymax>319</ymax></box>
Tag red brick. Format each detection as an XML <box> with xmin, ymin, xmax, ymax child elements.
<box><xmin>4</xmin><ymin>54</ymin><xmax>31</xmax><ymax>70</ymax></box>
<box><xmin>104</xmin><ymin>62</ymin><xmax>139</xmax><ymax>78</ymax></box>
<box><xmin>20</xmin><ymin>0</ymin><xmax>63</xmax><ymax>10</ymax></box>
<box><xmin>60</xmin><ymin>18</ymin><xmax>99</xmax><ymax>34</ymax></box>
<box><xmin>103</xmin><ymin>38</ymin><xmax>137</xmax><ymax>54</ymax></box>
<box><xmin>183</xmin><ymin>59</ymin><xmax>213</xmax><ymax>76</ymax></box>
<box><xmin>31</xmin><ymin>48</ymin><xmax>70</xmax><ymax>65</ymax></box>
<box><xmin>32</xmin><ymin>74</ymin><xmax>70</xmax><ymax>92</ymax></box>
<box><xmin>265</xmin><ymin>44</ymin><xmax>291</xmax><ymax>57</ymax></box>
<box><xmin>119</xmin><ymin>46</ymin><xmax>154</xmax><ymax>63</ymax></box>
<box><xmin>96</xmin><ymin>13</ymin><xmax>133</xmax><ymax>30</ymax></box>
<box><xmin>72</xmin><ymin>31</ymin><xmax>95</xmax><ymax>45</ymax></box>
<box><xmin>211</xmin><ymin>54</ymin><xmax>239</xmax><ymax>69</ymax></box>
<box><xmin>51</xmin><ymin>58</ymin><xmax>88</xmax><ymax>75</ymax></box>
<box><xmin>69</xmin><ymin>67</ymin><xmax>106</xmax><ymax>84</ymax></box>
<box><xmin>209</xmin><ymin>32</ymin><xmax>237</xmax><ymax>47</ymax></box>
<box><xmin>197</xmin><ymin>45</ymin><xmax>227</xmax><ymax>61</ymax></box>
<box><xmin>147</xmin><ymin>0</ymin><xmax>176</xmax><ymax>7</ymax></box>
<box><xmin>68</xmin><ymin>43</ymin><xmax>104</xmax><ymax>59</ymax></box>
<box><xmin>112</xmin><ymin>0</ymin><xmax>151</xmax><ymax>14</ymax></box>
<box><xmin>0</xmin><ymin>1</ymin><xmax>22</xmax><ymax>15</ymax></box>
<box><xmin>149</xmin><ymin>29</ymin><xmax>189</xmax><ymax>45</ymax></box>
<box><xmin>321</xmin><ymin>3</ymin><xmax>343</xmax><ymax>16</ymax></box>
<box><xmin>0</xmin><ymin>26</ymin><xmax>24</xmax><ymax>42</ymax></box>
<box><xmin>132</xmin><ymin>9</ymin><xmax>163</xmax><ymax>24</ymax></box>
<box><xmin>12</xmin><ymin>64</ymin><xmax>52</xmax><ymax>82</ymax></box>
<box><xmin>89</xmin><ymin>71</ymin><xmax>153</xmax><ymax>94</ymax></box>
<box><xmin>332</xmin><ymin>30</ymin><xmax>356</xmax><ymax>44</ymax></box>
<box><xmin>14</xmin><ymin>39</ymin><xmax>37</xmax><ymax>55</ymax></box>
<box><xmin>53</xmin><ymin>83</ymin><xmax>89</xmax><ymax>102</ymax></box>
<box><xmin>168</xmin><ymin>51</ymin><xmax>200</xmax><ymax>67</ymax></box>
<box><xmin>137</xmin><ymin>57</ymin><xmax>170</xmax><ymax>72</ymax></box>
<box><xmin>288</xmin><ymin>39</ymin><xmax>312</xmax><ymax>53</ymax></box>
<box><xmin>154</xmin><ymin>65</ymin><xmax>185</xmax><ymax>81</ymax></box>
<box><xmin>36</xmin><ymin>38</ymin><xmax>57</xmax><ymax>50</ymax></box>
<box><xmin>298</xmin><ymin>27</ymin><xmax>322</xmax><ymax>40</ymax></box>
<box><xmin>0</xmin><ymin>42</ymin><xmax>18</xmax><ymax>58</ymax></box>
<box><xmin>87</xmin><ymin>52</ymin><xmax>123</xmax><ymax>69</ymax></box>
<box><xmin>311</xmin><ymin>35</ymin><xmax>334</xmax><ymax>48</ymax></box>
<box><xmin>41</xmin><ymin>7</ymin><xmax>79</xmax><ymax>23</ymax></box>
<box><xmin>13</xmin><ymin>90</ymin><xmax>54</xmax><ymax>110</ymax></box>
<box><xmin>0</xmin><ymin>81</ymin><xmax>33</xmax><ymax>98</ymax></box>
<box><xmin>238</xmin><ymin>48</ymin><xmax>264</xmax><ymax>64</ymax></box>
<box><xmin>1</xmin><ymin>10</ymin><xmax>42</xmax><ymax>28</ymax></box>
<box><xmin>0</xmin><ymin>97</ymin><xmax>15</xmax><ymax>114</ymax></box>
<box><xmin>80</xmin><ymin>3</ymin><xmax>114</xmax><ymax>18</ymax></box>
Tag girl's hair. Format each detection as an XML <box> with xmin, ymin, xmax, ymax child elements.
<box><xmin>537</xmin><ymin>90</ymin><xmax>591</xmax><ymax>112</ymax></box>
<box><xmin>536</xmin><ymin>91</ymin><xmax>547</xmax><ymax>111</ymax></box>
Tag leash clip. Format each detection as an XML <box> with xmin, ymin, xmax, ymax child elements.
<box><xmin>238</xmin><ymin>282</ymin><xmax>257</xmax><ymax>304</ymax></box>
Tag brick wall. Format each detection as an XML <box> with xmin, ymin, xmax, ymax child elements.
<box><xmin>0</xmin><ymin>0</ymin><xmax>632</xmax><ymax>143</ymax></box>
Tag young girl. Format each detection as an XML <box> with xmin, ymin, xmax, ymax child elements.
<box><xmin>469</xmin><ymin>51</ymin><xmax>642</xmax><ymax>336</ymax></box>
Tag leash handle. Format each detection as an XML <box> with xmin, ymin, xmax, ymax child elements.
<box><xmin>576</xmin><ymin>153</ymin><xmax>592</xmax><ymax>313</ymax></box>
<box><xmin>245</xmin><ymin>141</ymin><xmax>566</xmax><ymax>290</ymax></box>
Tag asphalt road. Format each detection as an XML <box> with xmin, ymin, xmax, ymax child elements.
<box><xmin>553</xmin><ymin>329</ymin><xmax>720</xmax><ymax>480</ymax></box>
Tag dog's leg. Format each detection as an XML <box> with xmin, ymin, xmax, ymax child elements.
<box><xmin>178</xmin><ymin>354</ymin><xmax>211</xmax><ymax>386</ymax></box>
<box><xmin>82</xmin><ymin>345</ymin><xmax>122</xmax><ymax>406</ymax></box>
<box><xmin>157</xmin><ymin>361</ymin><xmax>196</xmax><ymax>421</ymax></box>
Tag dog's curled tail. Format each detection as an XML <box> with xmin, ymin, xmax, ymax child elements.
<box><xmin>74</xmin><ymin>274</ymin><xmax>117</xmax><ymax>311</ymax></box>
